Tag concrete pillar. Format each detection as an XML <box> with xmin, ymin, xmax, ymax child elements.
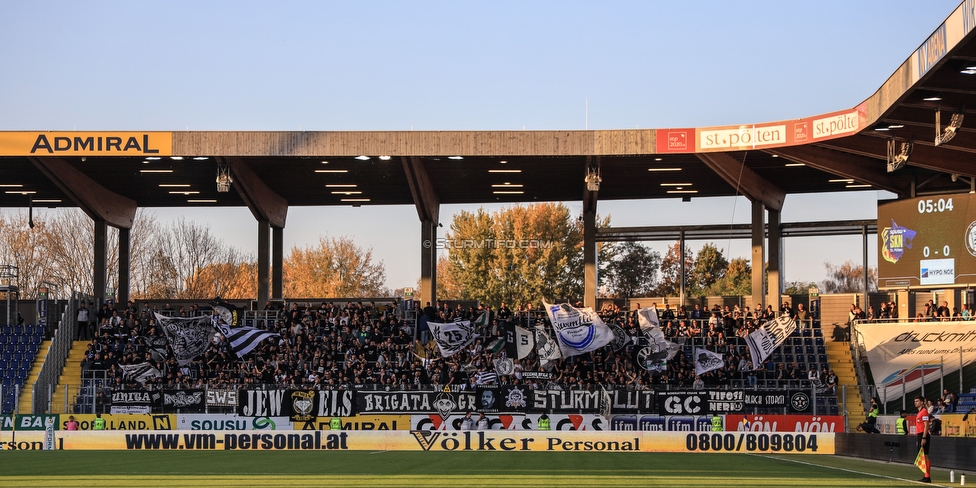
<box><xmin>767</xmin><ymin>208</ymin><xmax>782</xmax><ymax>310</ymax></box>
<box><xmin>679</xmin><ymin>230</ymin><xmax>686</xmax><ymax>306</ymax></box>
<box><xmin>272</xmin><ymin>226</ymin><xmax>284</xmax><ymax>300</ymax></box>
<box><xmin>584</xmin><ymin>209</ymin><xmax>597</xmax><ymax>308</ymax></box>
<box><xmin>420</xmin><ymin>220</ymin><xmax>437</xmax><ymax>307</ymax></box>
<box><xmin>117</xmin><ymin>227</ymin><xmax>130</xmax><ymax>305</ymax></box>
<box><xmin>751</xmin><ymin>201</ymin><xmax>765</xmax><ymax>313</ymax></box>
<box><xmin>257</xmin><ymin>219</ymin><xmax>270</xmax><ymax>306</ymax></box>
<box><xmin>93</xmin><ymin>219</ymin><xmax>107</xmax><ymax>304</ymax></box>
<box><xmin>863</xmin><ymin>224</ymin><xmax>869</xmax><ymax>309</ymax></box>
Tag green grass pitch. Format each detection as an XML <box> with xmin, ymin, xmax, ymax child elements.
<box><xmin>0</xmin><ymin>451</ymin><xmax>950</xmax><ymax>487</ymax></box>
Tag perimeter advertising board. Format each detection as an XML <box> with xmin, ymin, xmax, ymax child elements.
<box><xmin>0</xmin><ymin>430</ymin><xmax>834</xmax><ymax>454</ymax></box>
<box><xmin>878</xmin><ymin>193</ymin><xmax>976</xmax><ymax>289</ymax></box>
<box><xmin>859</xmin><ymin>321</ymin><xmax>976</xmax><ymax>401</ymax></box>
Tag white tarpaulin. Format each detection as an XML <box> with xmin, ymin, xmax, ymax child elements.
<box><xmin>859</xmin><ymin>321</ymin><xmax>976</xmax><ymax>402</ymax></box>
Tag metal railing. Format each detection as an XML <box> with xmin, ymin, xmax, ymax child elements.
<box><xmin>29</xmin><ymin>291</ymin><xmax>92</xmax><ymax>414</ymax></box>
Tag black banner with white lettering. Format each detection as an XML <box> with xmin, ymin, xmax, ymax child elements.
<box><xmin>237</xmin><ymin>389</ymin><xmax>354</xmax><ymax>418</ymax></box>
<box><xmin>529</xmin><ymin>389</ymin><xmax>603</xmax><ymax>413</ymax></box>
<box><xmin>474</xmin><ymin>386</ymin><xmax>531</xmax><ymax>413</ymax></box>
<box><xmin>160</xmin><ymin>388</ymin><xmax>206</xmax><ymax>413</ymax></box>
<box><xmin>608</xmin><ymin>389</ymin><xmax>656</xmax><ymax>414</ymax></box>
<box><xmin>356</xmin><ymin>390</ymin><xmax>478</xmax><ymax>415</ymax></box>
<box><xmin>111</xmin><ymin>389</ymin><xmax>160</xmax><ymax>412</ymax></box>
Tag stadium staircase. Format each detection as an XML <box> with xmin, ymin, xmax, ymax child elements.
<box><xmin>49</xmin><ymin>341</ymin><xmax>88</xmax><ymax>414</ymax></box>
<box><xmin>826</xmin><ymin>340</ymin><xmax>865</xmax><ymax>431</ymax></box>
<box><xmin>16</xmin><ymin>339</ymin><xmax>51</xmax><ymax>414</ymax></box>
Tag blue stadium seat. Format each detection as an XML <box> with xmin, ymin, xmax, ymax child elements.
<box><xmin>818</xmin><ymin>354</ymin><xmax>828</xmax><ymax>364</ymax></box>
<box><xmin>829</xmin><ymin>405</ymin><xmax>839</xmax><ymax>416</ymax></box>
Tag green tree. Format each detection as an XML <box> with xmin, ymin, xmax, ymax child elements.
<box><xmin>439</xmin><ymin>203</ymin><xmax>612</xmax><ymax>306</ymax></box>
<box><xmin>707</xmin><ymin>257</ymin><xmax>752</xmax><ymax>296</ymax></box>
<box><xmin>655</xmin><ymin>241</ymin><xmax>694</xmax><ymax>297</ymax></box>
<box><xmin>784</xmin><ymin>280</ymin><xmax>817</xmax><ymax>295</ymax></box>
<box><xmin>605</xmin><ymin>242</ymin><xmax>660</xmax><ymax>298</ymax></box>
<box><xmin>688</xmin><ymin>243</ymin><xmax>728</xmax><ymax>296</ymax></box>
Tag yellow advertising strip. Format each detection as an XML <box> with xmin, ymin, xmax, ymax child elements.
<box><xmin>293</xmin><ymin>415</ymin><xmax>410</xmax><ymax>431</ymax></box>
<box><xmin>0</xmin><ymin>430</ymin><xmax>833</xmax><ymax>453</ymax></box>
<box><xmin>64</xmin><ymin>414</ymin><xmax>176</xmax><ymax>431</ymax></box>
<box><xmin>0</xmin><ymin>132</ymin><xmax>172</xmax><ymax>156</ymax></box>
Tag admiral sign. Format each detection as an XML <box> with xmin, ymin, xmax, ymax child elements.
<box><xmin>0</xmin><ymin>132</ymin><xmax>172</xmax><ymax>156</ymax></box>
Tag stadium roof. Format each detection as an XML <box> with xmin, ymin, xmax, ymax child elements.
<box><xmin>2</xmin><ymin>2</ymin><xmax>975</xmax><ymax>229</ymax></box>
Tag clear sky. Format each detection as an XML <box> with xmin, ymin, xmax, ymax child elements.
<box><xmin>0</xmin><ymin>1</ymin><xmax>963</xmax><ymax>292</ymax></box>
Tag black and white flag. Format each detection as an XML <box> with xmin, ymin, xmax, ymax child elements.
<box><xmin>120</xmin><ymin>362</ymin><xmax>162</xmax><ymax>384</ymax></box>
<box><xmin>745</xmin><ymin>314</ymin><xmax>797</xmax><ymax>366</ymax></box>
<box><xmin>429</xmin><ymin>319</ymin><xmax>477</xmax><ymax>357</ymax></box>
<box><xmin>493</xmin><ymin>358</ymin><xmax>515</xmax><ymax>376</ymax></box>
<box><xmin>213</xmin><ymin>315</ymin><xmax>280</xmax><ymax>358</ymax></box>
<box><xmin>694</xmin><ymin>347</ymin><xmax>725</xmax><ymax>376</ymax></box>
<box><xmin>210</xmin><ymin>297</ymin><xmax>243</xmax><ymax>327</ymax></box>
<box><xmin>154</xmin><ymin>313</ymin><xmax>216</xmax><ymax>365</ymax></box>
<box><xmin>514</xmin><ymin>325</ymin><xmax>534</xmax><ymax>359</ymax></box>
<box><xmin>634</xmin><ymin>306</ymin><xmax>678</xmax><ymax>372</ymax></box>
<box><xmin>534</xmin><ymin>325</ymin><xmax>562</xmax><ymax>366</ymax></box>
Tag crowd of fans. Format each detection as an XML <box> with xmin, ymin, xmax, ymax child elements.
<box><xmin>77</xmin><ymin>298</ymin><xmax>825</xmax><ymax>397</ymax></box>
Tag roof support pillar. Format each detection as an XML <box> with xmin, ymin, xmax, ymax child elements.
<box><xmin>28</xmin><ymin>156</ymin><xmax>136</xmax><ymax>229</ymax></box>
<box><xmin>583</xmin><ymin>157</ymin><xmax>599</xmax><ymax>309</ymax></box>
<box><xmin>257</xmin><ymin>219</ymin><xmax>270</xmax><ymax>307</ymax></box>
<box><xmin>93</xmin><ymin>219</ymin><xmax>107</xmax><ymax>305</ymax></box>
<box><xmin>583</xmin><ymin>208</ymin><xmax>597</xmax><ymax>309</ymax></box>
<box><xmin>696</xmin><ymin>153</ymin><xmax>785</xmax><ymax>212</ymax></box>
<box><xmin>420</xmin><ymin>219</ymin><xmax>437</xmax><ymax>309</ymax></box>
<box><xmin>767</xmin><ymin>208</ymin><xmax>782</xmax><ymax>313</ymax></box>
<box><xmin>751</xmin><ymin>201</ymin><xmax>765</xmax><ymax>313</ymax></box>
<box><xmin>273</xmin><ymin>225</ymin><xmax>284</xmax><ymax>301</ymax></box>
<box><xmin>118</xmin><ymin>227</ymin><xmax>130</xmax><ymax>306</ymax></box>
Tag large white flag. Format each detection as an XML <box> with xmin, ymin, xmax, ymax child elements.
<box><xmin>693</xmin><ymin>347</ymin><xmax>725</xmax><ymax>376</ymax></box>
<box><xmin>543</xmin><ymin>302</ymin><xmax>613</xmax><ymax>358</ymax></box>
<box><xmin>154</xmin><ymin>313</ymin><xmax>216</xmax><ymax>365</ymax></box>
<box><xmin>429</xmin><ymin>320</ymin><xmax>477</xmax><ymax>357</ymax></box>
<box><xmin>634</xmin><ymin>306</ymin><xmax>679</xmax><ymax>372</ymax></box>
<box><xmin>744</xmin><ymin>314</ymin><xmax>797</xmax><ymax>366</ymax></box>
<box><xmin>637</xmin><ymin>306</ymin><xmax>660</xmax><ymax>330</ymax></box>
<box><xmin>514</xmin><ymin>325</ymin><xmax>534</xmax><ymax>359</ymax></box>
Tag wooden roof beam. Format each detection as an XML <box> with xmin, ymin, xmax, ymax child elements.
<box><xmin>28</xmin><ymin>156</ymin><xmax>136</xmax><ymax>229</ymax></box>
<box><xmin>222</xmin><ymin>157</ymin><xmax>288</xmax><ymax>228</ymax></box>
<box><xmin>695</xmin><ymin>152</ymin><xmax>785</xmax><ymax>211</ymax></box>
<box><xmin>764</xmin><ymin>145</ymin><xmax>908</xmax><ymax>196</ymax></box>
<box><xmin>402</xmin><ymin>156</ymin><xmax>440</xmax><ymax>223</ymax></box>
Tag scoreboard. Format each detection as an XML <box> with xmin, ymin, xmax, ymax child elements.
<box><xmin>877</xmin><ymin>193</ymin><xmax>976</xmax><ymax>289</ymax></box>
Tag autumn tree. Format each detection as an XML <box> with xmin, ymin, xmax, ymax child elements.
<box><xmin>439</xmin><ymin>203</ymin><xmax>613</xmax><ymax>306</ymax></box>
<box><xmin>820</xmin><ymin>260</ymin><xmax>877</xmax><ymax>293</ymax></box>
<box><xmin>0</xmin><ymin>211</ymin><xmax>49</xmax><ymax>299</ymax></box>
<box><xmin>283</xmin><ymin>236</ymin><xmax>387</xmax><ymax>298</ymax></box>
<box><xmin>604</xmin><ymin>241</ymin><xmax>660</xmax><ymax>298</ymax></box>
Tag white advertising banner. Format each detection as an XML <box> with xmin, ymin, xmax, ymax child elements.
<box><xmin>859</xmin><ymin>321</ymin><xmax>976</xmax><ymax>402</ymax></box>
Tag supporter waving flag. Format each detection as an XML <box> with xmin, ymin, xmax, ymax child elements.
<box><xmin>636</xmin><ymin>306</ymin><xmax>660</xmax><ymax>330</ymax></box>
<box><xmin>154</xmin><ymin>312</ymin><xmax>216</xmax><ymax>365</ymax></box>
<box><xmin>543</xmin><ymin>302</ymin><xmax>613</xmax><ymax>358</ymax></box>
<box><xmin>212</xmin><ymin>314</ymin><xmax>280</xmax><ymax>358</ymax></box>
<box><xmin>744</xmin><ymin>314</ymin><xmax>797</xmax><ymax>366</ymax></box>
<box><xmin>534</xmin><ymin>324</ymin><xmax>562</xmax><ymax>366</ymax></box>
<box><xmin>694</xmin><ymin>347</ymin><xmax>725</xmax><ymax>376</ymax></box>
<box><xmin>120</xmin><ymin>362</ymin><xmax>162</xmax><ymax>384</ymax></box>
<box><xmin>429</xmin><ymin>319</ymin><xmax>477</xmax><ymax>357</ymax></box>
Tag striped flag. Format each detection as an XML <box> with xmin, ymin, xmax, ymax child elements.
<box><xmin>212</xmin><ymin>315</ymin><xmax>279</xmax><ymax>358</ymax></box>
<box><xmin>120</xmin><ymin>362</ymin><xmax>162</xmax><ymax>384</ymax></box>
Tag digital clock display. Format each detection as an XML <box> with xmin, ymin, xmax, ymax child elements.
<box><xmin>878</xmin><ymin>193</ymin><xmax>976</xmax><ymax>289</ymax></box>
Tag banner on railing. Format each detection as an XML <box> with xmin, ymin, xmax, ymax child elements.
<box><xmin>858</xmin><ymin>321</ymin><xmax>976</xmax><ymax>402</ymax></box>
